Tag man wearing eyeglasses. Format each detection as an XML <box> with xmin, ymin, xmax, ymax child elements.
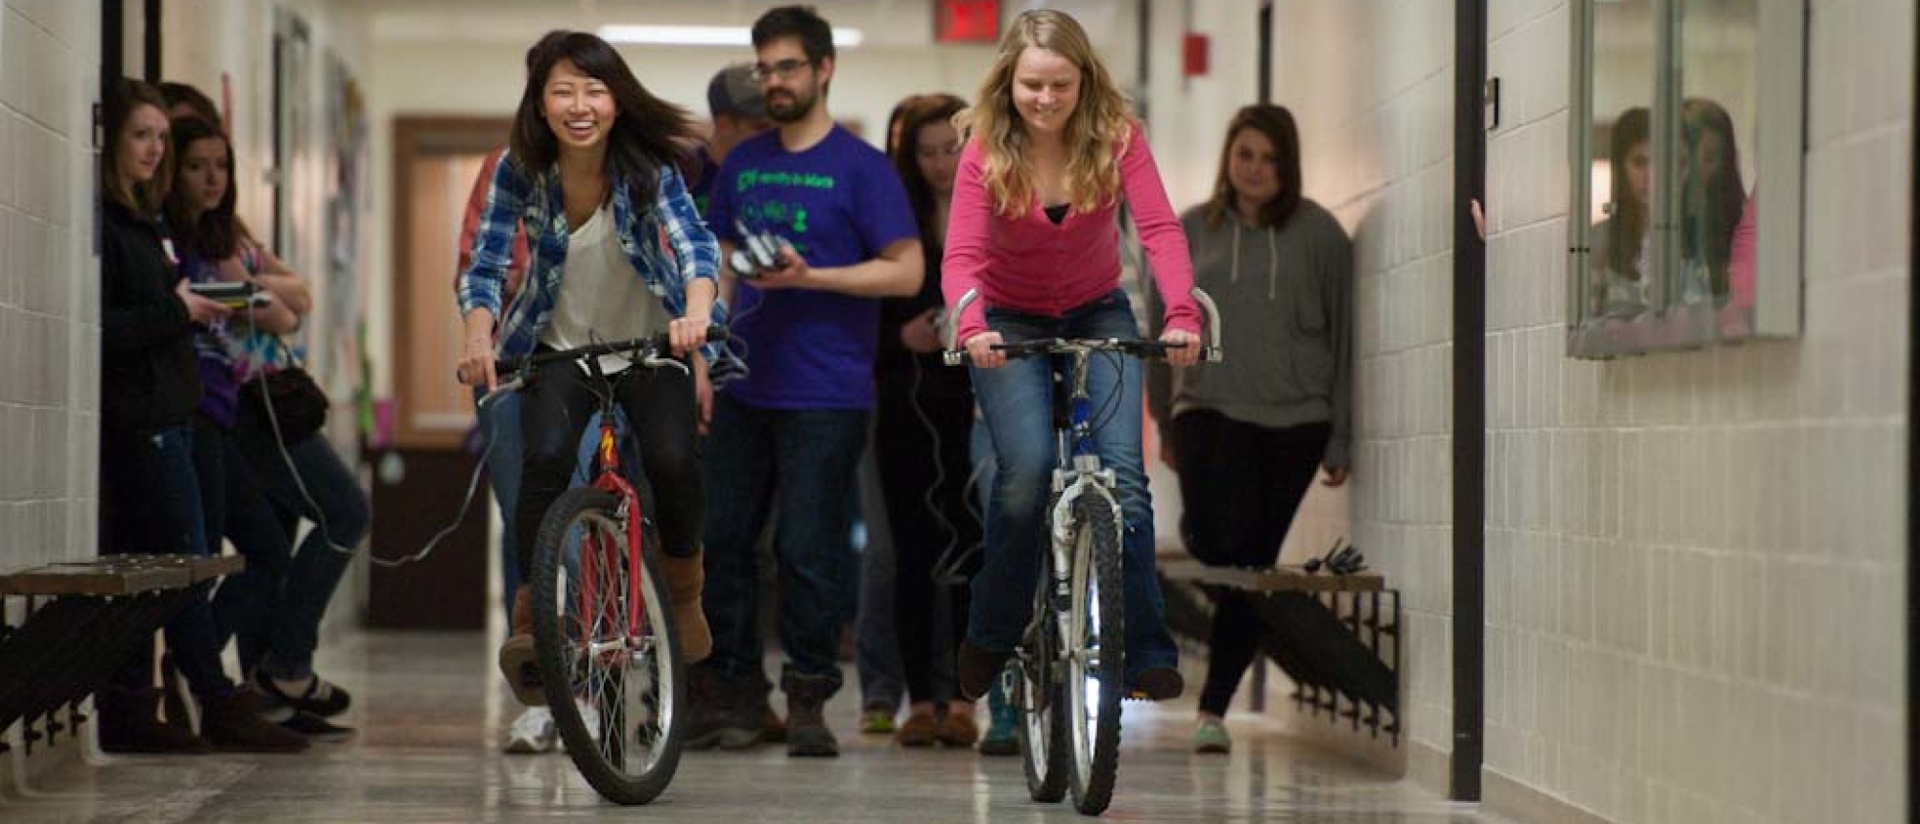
<box><xmin>693</xmin><ymin>4</ymin><xmax>924</xmax><ymax>759</ymax></box>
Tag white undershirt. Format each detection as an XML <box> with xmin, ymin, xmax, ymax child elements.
<box><xmin>539</xmin><ymin>205</ymin><xmax>669</xmax><ymax>374</ymax></box>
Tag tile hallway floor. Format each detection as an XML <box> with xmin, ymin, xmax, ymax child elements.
<box><xmin>4</xmin><ymin>630</ymin><xmax>1513</xmax><ymax>824</ymax></box>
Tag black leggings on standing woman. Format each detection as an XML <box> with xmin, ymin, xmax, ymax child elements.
<box><xmin>514</xmin><ymin>350</ymin><xmax>704</xmax><ymax>577</ymax></box>
<box><xmin>1171</xmin><ymin>410</ymin><xmax>1330</xmax><ymax>717</ymax></box>
<box><xmin>874</xmin><ymin>362</ymin><xmax>982</xmax><ymax>704</ymax></box>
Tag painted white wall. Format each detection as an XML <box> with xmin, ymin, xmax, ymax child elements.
<box><xmin>0</xmin><ymin>0</ymin><xmax>104</xmax><ymax>568</ymax></box>
<box><xmin>0</xmin><ymin>0</ymin><xmax>102</xmax><ymax>786</ymax></box>
<box><xmin>1263</xmin><ymin>4</ymin><xmax>1911</xmax><ymax>824</ymax></box>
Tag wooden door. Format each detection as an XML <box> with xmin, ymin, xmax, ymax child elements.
<box><xmin>390</xmin><ymin>117</ymin><xmax>512</xmax><ymax>449</ymax></box>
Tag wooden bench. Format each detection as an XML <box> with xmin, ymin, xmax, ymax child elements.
<box><xmin>1157</xmin><ymin>557</ymin><xmax>1385</xmax><ymax>593</ymax></box>
<box><xmin>0</xmin><ymin>554</ymin><xmax>243</xmax><ymax>596</ymax></box>
<box><xmin>1156</xmin><ymin>545</ymin><xmax>1401</xmax><ymax>743</ymax></box>
<box><xmin>0</xmin><ymin>554</ymin><xmax>245</xmax><ymax>754</ymax></box>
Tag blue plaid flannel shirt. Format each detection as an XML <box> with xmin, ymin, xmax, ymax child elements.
<box><xmin>455</xmin><ymin>150</ymin><xmax>741</xmax><ymax>380</ymax></box>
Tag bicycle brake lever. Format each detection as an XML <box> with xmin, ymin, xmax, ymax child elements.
<box><xmin>478</xmin><ymin>376</ymin><xmax>525</xmax><ymax>407</ymax></box>
<box><xmin>641</xmin><ymin>354</ymin><xmax>690</xmax><ymax>375</ymax></box>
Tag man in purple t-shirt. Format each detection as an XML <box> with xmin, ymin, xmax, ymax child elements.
<box><xmin>693</xmin><ymin>5</ymin><xmax>923</xmax><ymax>759</ymax></box>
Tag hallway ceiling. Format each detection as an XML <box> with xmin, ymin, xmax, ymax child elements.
<box><xmin>345</xmin><ymin>0</ymin><xmax>944</xmax><ymax>48</ymax></box>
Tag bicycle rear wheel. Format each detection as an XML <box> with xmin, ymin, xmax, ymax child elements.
<box><xmin>531</xmin><ymin>487</ymin><xmax>687</xmax><ymax>806</ymax></box>
<box><xmin>1016</xmin><ymin>550</ymin><xmax>1069</xmax><ymax>803</ymax></box>
<box><xmin>1064</xmin><ymin>493</ymin><xmax>1124</xmax><ymax>816</ymax></box>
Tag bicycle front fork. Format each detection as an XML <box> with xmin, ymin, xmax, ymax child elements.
<box><xmin>1044</xmin><ymin>473</ymin><xmax>1121</xmax><ymax>675</ymax></box>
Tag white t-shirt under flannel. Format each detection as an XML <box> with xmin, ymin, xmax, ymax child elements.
<box><xmin>540</xmin><ymin>205</ymin><xmax>669</xmax><ymax>374</ymax></box>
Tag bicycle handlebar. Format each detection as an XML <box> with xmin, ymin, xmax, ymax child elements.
<box><xmin>464</xmin><ymin>327</ymin><xmax>730</xmax><ymax>400</ymax></box>
<box><xmin>939</xmin><ymin>287</ymin><xmax>1225</xmax><ymax>367</ymax></box>
<box><xmin>942</xmin><ymin>336</ymin><xmax>1207</xmax><ymax>367</ymax></box>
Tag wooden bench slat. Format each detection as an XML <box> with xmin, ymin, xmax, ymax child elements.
<box><xmin>1159</xmin><ymin>558</ymin><xmax>1384</xmax><ymax>593</ymax></box>
<box><xmin>0</xmin><ymin>554</ymin><xmax>246</xmax><ymax>596</ymax></box>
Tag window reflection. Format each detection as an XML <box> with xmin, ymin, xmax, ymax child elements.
<box><xmin>1571</xmin><ymin>0</ymin><xmax>1764</xmax><ymax>356</ymax></box>
<box><xmin>1591</xmin><ymin>106</ymin><xmax>1651</xmax><ymax>319</ymax></box>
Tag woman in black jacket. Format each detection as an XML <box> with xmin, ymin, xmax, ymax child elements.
<box><xmin>95</xmin><ymin>78</ymin><xmax>306</xmax><ymax>754</ymax></box>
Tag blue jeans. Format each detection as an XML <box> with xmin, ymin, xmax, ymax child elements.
<box><xmin>474</xmin><ymin>387</ymin><xmax>524</xmax><ymax>623</ymax></box>
<box><xmin>854</xmin><ymin>442</ymin><xmax>907</xmax><ymax>710</ymax></box>
<box><xmin>230</xmin><ymin>403</ymin><xmax>371</xmax><ymax>681</ymax></box>
<box><xmin>701</xmin><ymin>393</ymin><xmax>870</xmax><ymax>693</ymax></box>
<box><xmin>195</xmin><ymin>414</ymin><xmax>295</xmax><ymax>677</ymax></box>
<box><xmin>101</xmin><ymin>424</ymin><xmax>234</xmax><ymax>701</ymax></box>
<box><xmin>966</xmin><ymin>290</ymin><xmax>1177</xmax><ymax>681</ymax></box>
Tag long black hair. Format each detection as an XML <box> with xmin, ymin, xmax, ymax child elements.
<box><xmin>1202</xmin><ymin>104</ymin><xmax>1303</xmax><ymax>231</ymax></box>
<box><xmin>890</xmin><ymin>94</ymin><xmax>966</xmax><ymax>248</ymax></box>
<box><xmin>164</xmin><ymin>116</ymin><xmax>241</xmax><ymax>261</ymax></box>
<box><xmin>509</xmin><ymin>31</ymin><xmax>700</xmax><ymax>205</ymax></box>
<box><xmin>1605</xmin><ymin>107</ymin><xmax>1650</xmax><ymax>277</ymax></box>
<box><xmin>1681</xmin><ymin>98</ymin><xmax>1743</xmax><ymax>291</ymax></box>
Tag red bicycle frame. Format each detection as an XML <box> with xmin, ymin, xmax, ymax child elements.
<box><xmin>578</xmin><ymin>416</ymin><xmax>649</xmax><ymax>644</ymax></box>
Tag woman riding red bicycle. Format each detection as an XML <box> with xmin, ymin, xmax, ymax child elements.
<box><xmin>455</xmin><ymin>30</ymin><xmax>729</xmax><ymax>703</ymax></box>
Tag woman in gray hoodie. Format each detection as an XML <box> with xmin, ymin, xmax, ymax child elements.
<box><xmin>1148</xmin><ymin>103</ymin><xmax>1353</xmax><ymax>754</ymax></box>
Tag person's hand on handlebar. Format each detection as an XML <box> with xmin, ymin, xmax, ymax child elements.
<box><xmin>1160</xmin><ymin>328</ymin><xmax>1199</xmax><ymax>367</ymax></box>
<box><xmin>963</xmin><ymin>331</ymin><xmax>1007</xmax><ymax>369</ymax></box>
<box><xmin>457</xmin><ymin>334</ymin><xmax>497</xmax><ymax>390</ymax></box>
<box><xmin>669</xmin><ymin>312</ymin><xmax>712</xmax><ymax>357</ymax></box>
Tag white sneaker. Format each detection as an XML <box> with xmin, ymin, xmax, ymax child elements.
<box><xmin>504</xmin><ymin>707</ymin><xmax>557</xmax><ymax>754</ymax></box>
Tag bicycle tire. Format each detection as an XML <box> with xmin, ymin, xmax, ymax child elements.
<box><xmin>1064</xmin><ymin>492</ymin><xmax>1124</xmax><ymax>816</ymax></box>
<box><xmin>531</xmin><ymin>486</ymin><xmax>687</xmax><ymax>805</ymax></box>
<box><xmin>1018</xmin><ymin>550</ymin><xmax>1069</xmax><ymax>803</ymax></box>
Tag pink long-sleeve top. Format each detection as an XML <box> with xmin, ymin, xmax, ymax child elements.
<box><xmin>941</xmin><ymin>122</ymin><xmax>1200</xmax><ymax>345</ymax></box>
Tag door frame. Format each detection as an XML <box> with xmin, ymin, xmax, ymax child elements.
<box><xmin>389</xmin><ymin>116</ymin><xmax>513</xmax><ymax>449</ymax></box>
<box><xmin>1451</xmin><ymin>0</ymin><xmax>1489</xmax><ymax>803</ymax></box>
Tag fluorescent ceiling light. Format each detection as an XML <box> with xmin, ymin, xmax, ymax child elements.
<box><xmin>597</xmin><ymin>25</ymin><xmax>864</xmax><ymax>47</ymax></box>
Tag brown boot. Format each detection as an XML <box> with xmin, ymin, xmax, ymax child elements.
<box><xmin>784</xmin><ymin>673</ymin><xmax>839</xmax><ymax>757</ymax></box>
<box><xmin>498</xmin><ymin>586</ymin><xmax>544</xmax><ymax>706</ymax></box>
<box><xmin>658</xmin><ymin>550</ymin><xmax>711</xmax><ymax>663</ymax></box>
<box><xmin>96</xmin><ymin>687</ymin><xmax>211</xmax><ymax>754</ymax></box>
<box><xmin>200</xmin><ymin>688</ymin><xmax>310</xmax><ymax>753</ymax></box>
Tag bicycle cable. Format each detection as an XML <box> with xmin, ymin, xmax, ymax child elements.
<box><xmin>907</xmin><ymin>351</ymin><xmax>980</xmax><ymax>586</ymax></box>
<box><xmin>233</xmin><ymin>296</ymin><xmax>446</xmax><ymax>567</ymax></box>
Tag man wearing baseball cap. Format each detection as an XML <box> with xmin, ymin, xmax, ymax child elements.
<box><xmin>688</xmin><ymin>63</ymin><xmax>773</xmax><ymax>215</ymax></box>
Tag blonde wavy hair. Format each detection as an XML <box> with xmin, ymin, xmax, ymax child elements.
<box><xmin>957</xmin><ymin>9</ymin><xmax>1133</xmax><ymax>217</ymax></box>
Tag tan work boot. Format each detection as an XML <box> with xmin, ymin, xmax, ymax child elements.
<box><xmin>659</xmin><ymin>550</ymin><xmax>711</xmax><ymax>663</ymax></box>
<box><xmin>498</xmin><ymin>586</ymin><xmax>544</xmax><ymax>706</ymax></box>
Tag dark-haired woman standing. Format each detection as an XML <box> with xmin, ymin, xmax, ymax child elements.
<box><xmin>455</xmin><ymin>31</ymin><xmax>730</xmax><ymax>702</ymax></box>
<box><xmin>97</xmin><ymin>79</ymin><xmax>307</xmax><ymax>753</ymax></box>
<box><xmin>874</xmin><ymin>93</ymin><xmax>982</xmax><ymax>747</ymax></box>
<box><xmin>1148</xmin><ymin>104</ymin><xmax>1353</xmax><ymax>755</ymax></box>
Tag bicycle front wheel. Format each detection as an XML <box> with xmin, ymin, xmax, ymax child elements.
<box><xmin>1017</xmin><ymin>549</ymin><xmax>1069</xmax><ymax>803</ymax></box>
<box><xmin>531</xmin><ymin>487</ymin><xmax>687</xmax><ymax>806</ymax></box>
<box><xmin>1064</xmin><ymin>493</ymin><xmax>1124</xmax><ymax>816</ymax></box>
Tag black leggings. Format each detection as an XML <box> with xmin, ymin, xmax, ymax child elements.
<box><xmin>1171</xmin><ymin>410</ymin><xmax>1330</xmax><ymax>717</ymax></box>
<box><xmin>874</xmin><ymin>361</ymin><xmax>981</xmax><ymax>704</ymax></box>
<box><xmin>515</xmin><ymin>353</ymin><xmax>703</xmax><ymax>580</ymax></box>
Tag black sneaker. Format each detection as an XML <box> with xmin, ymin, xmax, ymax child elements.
<box><xmin>256</xmin><ymin>671</ymin><xmax>352</xmax><ymax>718</ymax></box>
<box><xmin>96</xmin><ymin>688</ymin><xmax>211</xmax><ymax>755</ymax></box>
<box><xmin>280</xmin><ymin>710</ymin><xmax>355</xmax><ymax>743</ymax></box>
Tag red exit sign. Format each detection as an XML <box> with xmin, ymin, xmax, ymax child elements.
<box><xmin>935</xmin><ymin>0</ymin><xmax>999</xmax><ymax>44</ymax></box>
